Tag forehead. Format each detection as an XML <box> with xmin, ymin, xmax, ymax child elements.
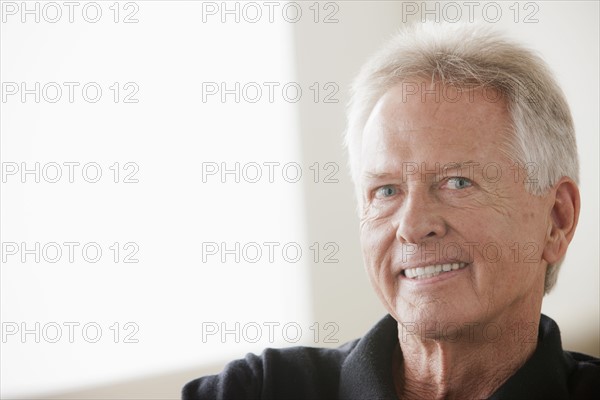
<box><xmin>361</xmin><ymin>81</ymin><xmax>512</xmax><ymax>164</ymax></box>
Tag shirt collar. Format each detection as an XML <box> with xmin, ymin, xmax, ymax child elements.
<box><xmin>338</xmin><ymin>314</ymin><xmax>399</xmax><ymax>399</ymax></box>
<box><xmin>338</xmin><ymin>314</ymin><xmax>573</xmax><ymax>399</ymax></box>
<box><xmin>488</xmin><ymin>314</ymin><xmax>573</xmax><ymax>399</ymax></box>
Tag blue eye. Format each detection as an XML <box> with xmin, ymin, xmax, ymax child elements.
<box><xmin>375</xmin><ymin>185</ymin><xmax>397</xmax><ymax>198</ymax></box>
<box><xmin>446</xmin><ymin>177</ymin><xmax>472</xmax><ymax>189</ymax></box>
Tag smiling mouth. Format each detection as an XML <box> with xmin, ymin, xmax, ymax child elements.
<box><xmin>403</xmin><ymin>262</ymin><xmax>468</xmax><ymax>279</ymax></box>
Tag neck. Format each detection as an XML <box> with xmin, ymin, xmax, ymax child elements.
<box><xmin>394</xmin><ymin>313</ymin><xmax>541</xmax><ymax>400</ymax></box>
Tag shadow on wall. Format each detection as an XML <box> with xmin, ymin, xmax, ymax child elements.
<box><xmin>36</xmin><ymin>363</ymin><xmax>223</xmax><ymax>400</ymax></box>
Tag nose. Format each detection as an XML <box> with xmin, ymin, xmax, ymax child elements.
<box><xmin>395</xmin><ymin>189</ymin><xmax>447</xmax><ymax>244</ymax></box>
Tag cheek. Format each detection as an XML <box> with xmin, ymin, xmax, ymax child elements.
<box><xmin>485</xmin><ymin>216</ymin><xmax>546</xmax><ymax>265</ymax></box>
<box><xmin>360</xmin><ymin>220</ymin><xmax>397</xmax><ymax>286</ymax></box>
<box><xmin>360</xmin><ymin>216</ymin><xmax>396</xmax><ymax>257</ymax></box>
<box><xmin>465</xmin><ymin>221</ymin><xmax>547</xmax><ymax>296</ymax></box>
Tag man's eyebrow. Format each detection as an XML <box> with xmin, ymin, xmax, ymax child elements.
<box><xmin>362</xmin><ymin>171</ymin><xmax>392</xmax><ymax>180</ymax></box>
<box><xmin>361</xmin><ymin>161</ymin><xmax>481</xmax><ymax>181</ymax></box>
<box><xmin>440</xmin><ymin>160</ymin><xmax>480</xmax><ymax>173</ymax></box>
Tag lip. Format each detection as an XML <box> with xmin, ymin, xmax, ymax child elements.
<box><xmin>399</xmin><ymin>262</ymin><xmax>471</xmax><ymax>284</ymax></box>
<box><xmin>399</xmin><ymin>259</ymin><xmax>468</xmax><ymax>272</ymax></box>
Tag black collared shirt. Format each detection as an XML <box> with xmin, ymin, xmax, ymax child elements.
<box><xmin>182</xmin><ymin>314</ymin><xmax>600</xmax><ymax>399</ymax></box>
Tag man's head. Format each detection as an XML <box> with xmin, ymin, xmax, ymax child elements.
<box><xmin>345</xmin><ymin>23</ymin><xmax>579</xmax><ymax>299</ymax></box>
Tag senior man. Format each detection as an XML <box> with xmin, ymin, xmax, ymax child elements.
<box><xmin>183</xmin><ymin>23</ymin><xmax>599</xmax><ymax>399</ymax></box>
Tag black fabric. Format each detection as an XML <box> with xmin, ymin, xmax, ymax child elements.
<box><xmin>182</xmin><ymin>314</ymin><xmax>600</xmax><ymax>399</ymax></box>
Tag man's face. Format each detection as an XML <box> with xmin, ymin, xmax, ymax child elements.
<box><xmin>359</xmin><ymin>82</ymin><xmax>554</xmax><ymax>336</ymax></box>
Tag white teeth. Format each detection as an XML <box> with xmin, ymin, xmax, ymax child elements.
<box><xmin>404</xmin><ymin>262</ymin><xmax>467</xmax><ymax>280</ymax></box>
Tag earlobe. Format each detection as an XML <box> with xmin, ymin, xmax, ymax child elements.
<box><xmin>542</xmin><ymin>178</ymin><xmax>580</xmax><ymax>264</ymax></box>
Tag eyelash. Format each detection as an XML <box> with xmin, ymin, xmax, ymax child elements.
<box><xmin>372</xmin><ymin>177</ymin><xmax>473</xmax><ymax>199</ymax></box>
<box><xmin>444</xmin><ymin>177</ymin><xmax>473</xmax><ymax>190</ymax></box>
<box><xmin>374</xmin><ymin>185</ymin><xmax>397</xmax><ymax>198</ymax></box>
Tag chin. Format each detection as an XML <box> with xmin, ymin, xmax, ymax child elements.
<box><xmin>395</xmin><ymin>301</ymin><xmax>477</xmax><ymax>335</ymax></box>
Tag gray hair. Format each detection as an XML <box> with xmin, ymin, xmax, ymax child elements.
<box><xmin>345</xmin><ymin>22</ymin><xmax>579</xmax><ymax>294</ymax></box>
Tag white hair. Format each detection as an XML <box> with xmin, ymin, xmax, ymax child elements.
<box><xmin>345</xmin><ymin>23</ymin><xmax>579</xmax><ymax>294</ymax></box>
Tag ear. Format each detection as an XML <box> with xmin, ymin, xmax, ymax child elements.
<box><xmin>542</xmin><ymin>177</ymin><xmax>580</xmax><ymax>264</ymax></box>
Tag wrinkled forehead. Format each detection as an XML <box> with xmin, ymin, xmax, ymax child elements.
<box><xmin>359</xmin><ymin>81</ymin><xmax>513</xmax><ymax>175</ymax></box>
<box><xmin>370</xmin><ymin>80</ymin><xmax>508</xmax><ymax>126</ymax></box>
